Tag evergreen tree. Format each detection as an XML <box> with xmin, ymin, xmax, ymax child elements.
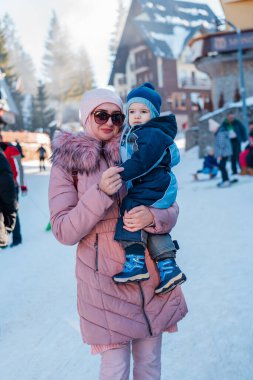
<box><xmin>0</xmin><ymin>20</ymin><xmax>13</xmax><ymax>78</ymax></box>
<box><xmin>43</xmin><ymin>11</ymin><xmax>74</xmax><ymax>103</ymax></box>
<box><xmin>109</xmin><ymin>0</ymin><xmax>128</xmax><ymax>62</ymax></box>
<box><xmin>32</xmin><ymin>81</ymin><xmax>56</xmax><ymax>133</ymax></box>
<box><xmin>11</xmin><ymin>90</ymin><xmax>24</xmax><ymax>130</ymax></box>
<box><xmin>43</xmin><ymin>11</ymin><xmax>94</xmax><ymax>104</ymax></box>
<box><xmin>30</xmin><ymin>95</ymin><xmax>38</xmax><ymax>132</ymax></box>
<box><xmin>35</xmin><ymin>81</ymin><xmax>49</xmax><ymax>132</ymax></box>
<box><xmin>2</xmin><ymin>14</ymin><xmax>37</xmax><ymax>94</ymax></box>
<box><xmin>0</xmin><ymin>21</ymin><xmax>24</xmax><ymax>130</ymax></box>
<box><xmin>67</xmin><ymin>47</ymin><xmax>94</xmax><ymax>100</ymax></box>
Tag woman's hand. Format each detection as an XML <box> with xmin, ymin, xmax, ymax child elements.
<box><xmin>123</xmin><ymin>206</ymin><xmax>154</xmax><ymax>232</ymax></box>
<box><xmin>99</xmin><ymin>166</ymin><xmax>124</xmax><ymax>195</ymax></box>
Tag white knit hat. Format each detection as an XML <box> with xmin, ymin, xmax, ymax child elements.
<box><xmin>79</xmin><ymin>88</ymin><xmax>124</xmax><ymax>127</ymax></box>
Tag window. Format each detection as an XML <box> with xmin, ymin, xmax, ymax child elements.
<box><xmin>172</xmin><ymin>92</ymin><xmax>187</xmax><ymax>110</ymax></box>
<box><xmin>190</xmin><ymin>92</ymin><xmax>204</xmax><ymax>111</ymax></box>
<box><xmin>135</xmin><ymin>49</ymin><xmax>150</xmax><ymax>69</ymax></box>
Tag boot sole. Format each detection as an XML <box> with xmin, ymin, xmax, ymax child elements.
<box><xmin>113</xmin><ymin>272</ymin><xmax>150</xmax><ymax>283</ymax></box>
<box><xmin>155</xmin><ymin>273</ymin><xmax>187</xmax><ymax>295</ymax></box>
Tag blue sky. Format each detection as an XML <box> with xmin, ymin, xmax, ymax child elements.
<box><xmin>0</xmin><ymin>0</ymin><xmax>224</xmax><ymax>86</ymax></box>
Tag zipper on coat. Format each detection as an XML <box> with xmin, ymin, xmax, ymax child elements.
<box><xmin>138</xmin><ymin>282</ymin><xmax>153</xmax><ymax>336</ymax></box>
<box><xmin>94</xmin><ymin>233</ymin><xmax>99</xmax><ymax>271</ymax></box>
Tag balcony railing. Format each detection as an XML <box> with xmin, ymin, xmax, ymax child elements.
<box><xmin>179</xmin><ymin>77</ymin><xmax>211</xmax><ymax>89</ymax></box>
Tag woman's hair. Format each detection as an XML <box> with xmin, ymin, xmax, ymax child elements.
<box><xmin>79</xmin><ymin>88</ymin><xmax>124</xmax><ymax>127</ymax></box>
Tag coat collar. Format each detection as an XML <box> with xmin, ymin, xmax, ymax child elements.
<box><xmin>51</xmin><ymin>131</ymin><xmax>121</xmax><ymax>174</ymax></box>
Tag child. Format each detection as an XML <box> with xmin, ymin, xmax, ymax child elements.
<box><xmin>193</xmin><ymin>146</ymin><xmax>219</xmax><ymax>180</ymax></box>
<box><xmin>113</xmin><ymin>82</ymin><xmax>186</xmax><ymax>294</ymax></box>
<box><xmin>239</xmin><ymin>128</ymin><xmax>253</xmax><ymax>175</ymax></box>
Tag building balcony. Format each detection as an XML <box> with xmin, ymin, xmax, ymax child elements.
<box><xmin>179</xmin><ymin>77</ymin><xmax>211</xmax><ymax>89</ymax></box>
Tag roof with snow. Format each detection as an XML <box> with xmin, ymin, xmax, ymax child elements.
<box><xmin>109</xmin><ymin>0</ymin><xmax>217</xmax><ymax>83</ymax></box>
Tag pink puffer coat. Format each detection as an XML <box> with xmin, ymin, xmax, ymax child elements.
<box><xmin>48</xmin><ymin>132</ymin><xmax>188</xmax><ymax>345</ymax></box>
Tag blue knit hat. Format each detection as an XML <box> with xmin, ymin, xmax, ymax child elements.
<box><xmin>126</xmin><ymin>82</ymin><xmax>162</xmax><ymax>118</ymax></box>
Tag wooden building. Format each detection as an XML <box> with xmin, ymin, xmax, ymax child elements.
<box><xmin>109</xmin><ymin>0</ymin><xmax>217</xmax><ymax>128</ymax></box>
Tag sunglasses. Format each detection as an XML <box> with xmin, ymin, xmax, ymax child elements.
<box><xmin>92</xmin><ymin>110</ymin><xmax>125</xmax><ymax>127</ymax></box>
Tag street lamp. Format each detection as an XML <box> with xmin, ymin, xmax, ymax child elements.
<box><xmin>215</xmin><ymin>17</ymin><xmax>249</xmax><ymax>129</ymax></box>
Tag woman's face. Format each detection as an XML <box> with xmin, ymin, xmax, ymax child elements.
<box><xmin>89</xmin><ymin>103</ymin><xmax>123</xmax><ymax>141</ymax></box>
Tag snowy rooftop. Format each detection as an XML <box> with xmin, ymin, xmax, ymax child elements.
<box><xmin>109</xmin><ymin>0</ymin><xmax>217</xmax><ymax>82</ymax></box>
<box><xmin>136</xmin><ymin>0</ymin><xmax>217</xmax><ymax>59</ymax></box>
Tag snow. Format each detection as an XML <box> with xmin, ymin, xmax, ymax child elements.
<box><xmin>177</xmin><ymin>7</ymin><xmax>209</xmax><ymax>17</ymax></box>
<box><xmin>152</xmin><ymin>14</ymin><xmax>213</xmax><ymax>30</ymax></box>
<box><xmin>199</xmin><ymin>96</ymin><xmax>253</xmax><ymax>122</ymax></box>
<box><xmin>1</xmin><ymin>140</ymin><xmax>253</xmax><ymax>380</ymax></box>
<box><xmin>150</xmin><ymin>26</ymin><xmax>189</xmax><ymax>59</ymax></box>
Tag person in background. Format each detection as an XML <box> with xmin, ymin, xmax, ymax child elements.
<box><xmin>220</xmin><ymin>112</ymin><xmax>248</xmax><ymax>179</ymax></box>
<box><xmin>193</xmin><ymin>146</ymin><xmax>219</xmax><ymax>181</ymax></box>
<box><xmin>36</xmin><ymin>144</ymin><xmax>47</xmax><ymax>171</ymax></box>
<box><xmin>0</xmin><ymin>135</ymin><xmax>27</xmax><ymax>247</ymax></box>
<box><xmin>49</xmin><ymin>88</ymin><xmax>187</xmax><ymax>380</ymax></box>
<box><xmin>239</xmin><ymin>128</ymin><xmax>253</xmax><ymax>175</ymax></box>
<box><xmin>214</xmin><ymin>121</ymin><xmax>233</xmax><ymax>188</ymax></box>
<box><xmin>15</xmin><ymin>139</ymin><xmax>25</xmax><ymax>158</ymax></box>
<box><xmin>0</xmin><ymin>148</ymin><xmax>17</xmax><ymax>249</ymax></box>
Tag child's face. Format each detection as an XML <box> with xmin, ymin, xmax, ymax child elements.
<box><xmin>128</xmin><ymin>103</ymin><xmax>151</xmax><ymax>127</ymax></box>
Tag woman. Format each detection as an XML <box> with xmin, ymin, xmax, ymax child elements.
<box><xmin>48</xmin><ymin>88</ymin><xmax>188</xmax><ymax>380</ymax></box>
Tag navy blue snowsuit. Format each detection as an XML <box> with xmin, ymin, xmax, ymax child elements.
<box><xmin>114</xmin><ymin>114</ymin><xmax>180</xmax><ymax>243</ymax></box>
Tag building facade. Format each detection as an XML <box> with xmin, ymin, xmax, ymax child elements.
<box><xmin>220</xmin><ymin>0</ymin><xmax>253</xmax><ymax>30</ymax></box>
<box><xmin>109</xmin><ymin>0</ymin><xmax>216</xmax><ymax>129</ymax></box>
<box><xmin>190</xmin><ymin>29</ymin><xmax>253</xmax><ymax>110</ymax></box>
<box><xmin>189</xmin><ymin>0</ymin><xmax>253</xmax><ymax>113</ymax></box>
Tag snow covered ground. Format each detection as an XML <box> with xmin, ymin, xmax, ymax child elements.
<box><xmin>1</xmin><ymin>143</ymin><xmax>253</xmax><ymax>380</ymax></box>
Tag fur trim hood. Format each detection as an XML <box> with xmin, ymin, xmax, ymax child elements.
<box><xmin>51</xmin><ymin>132</ymin><xmax>121</xmax><ymax>174</ymax></box>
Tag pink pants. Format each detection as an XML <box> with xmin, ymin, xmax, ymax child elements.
<box><xmin>99</xmin><ymin>334</ymin><xmax>162</xmax><ymax>380</ymax></box>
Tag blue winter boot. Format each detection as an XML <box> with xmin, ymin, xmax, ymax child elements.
<box><xmin>155</xmin><ymin>258</ymin><xmax>186</xmax><ymax>294</ymax></box>
<box><xmin>113</xmin><ymin>254</ymin><xmax>150</xmax><ymax>283</ymax></box>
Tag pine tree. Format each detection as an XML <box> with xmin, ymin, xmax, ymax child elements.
<box><xmin>30</xmin><ymin>95</ymin><xmax>38</xmax><ymax>132</ymax></box>
<box><xmin>67</xmin><ymin>47</ymin><xmax>94</xmax><ymax>100</ymax></box>
<box><xmin>43</xmin><ymin>11</ymin><xmax>74</xmax><ymax>103</ymax></box>
<box><xmin>109</xmin><ymin>0</ymin><xmax>128</xmax><ymax>62</ymax></box>
<box><xmin>0</xmin><ymin>21</ymin><xmax>24</xmax><ymax>130</ymax></box>
<box><xmin>0</xmin><ymin>20</ymin><xmax>13</xmax><ymax>78</ymax></box>
<box><xmin>2</xmin><ymin>14</ymin><xmax>37</xmax><ymax>95</ymax></box>
<box><xmin>35</xmin><ymin>81</ymin><xmax>50</xmax><ymax>132</ymax></box>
